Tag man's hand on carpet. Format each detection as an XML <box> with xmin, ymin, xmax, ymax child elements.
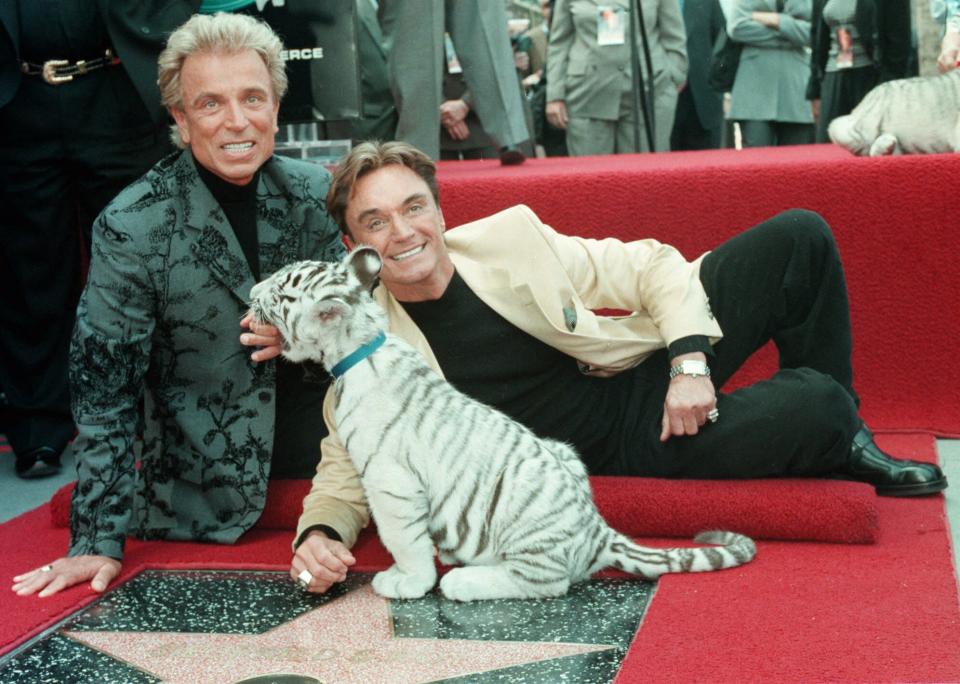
<box><xmin>12</xmin><ymin>556</ymin><xmax>121</xmax><ymax>597</ymax></box>
<box><xmin>240</xmin><ymin>314</ymin><xmax>283</xmax><ymax>362</ymax></box>
<box><xmin>291</xmin><ymin>531</ymin><xmax>356</xmax><ymax>594</ymax></box>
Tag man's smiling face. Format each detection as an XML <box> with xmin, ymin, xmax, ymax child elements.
<box><xmin>344</xmin><ymin>164</ymin><xmax>455</xmax><ymax>302</ymax></box>
<box><xmin>170</xmin><ymin>49</ymin><xmax>279</xmax><ymax>186</ymax></box>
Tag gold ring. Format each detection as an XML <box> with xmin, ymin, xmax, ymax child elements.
<box><xmin>296</xmin><ymin>569</ymin><xmax>313</xmax><ymax>589</ymax></box>
<box><xmin>40</xmin><ymin>564</ymin><xmax>54</xmax><ymax>573</ymax></box>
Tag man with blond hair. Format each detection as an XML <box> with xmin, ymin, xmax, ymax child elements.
<box><xmin>13</xmin><ymin>12</ymin><xmax>343</xmax><ymax>599</ymax></box>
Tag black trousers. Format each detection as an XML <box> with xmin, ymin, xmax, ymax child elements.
<box><xmin>738</xmin><ymin>120</ymin><xmax>814</xmax><ymax>148</ymax></box>
<box><xmin>815</xmin><ymin>66</ymin><xmax>878</xmax><ymax>143</ymax></box>
<box><xmin>608</xmin><ymin>210</ymin><xmax>860</xmax><ymax>480</ymax></box>
<box><xmin>671</xmin><ymin>87</ymin><xmax>722</xmax><ymax>151</ymax></box>
<box><xmin>0</xmin><ymin>67</ymin><xmax>169</xmax><ymax>456</ymax></box>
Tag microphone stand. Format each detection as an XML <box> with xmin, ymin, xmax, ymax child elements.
<box><xmin>629</xmin><ymin>0</ymin><xmax>656</xmax><ymax>152</ymax></box>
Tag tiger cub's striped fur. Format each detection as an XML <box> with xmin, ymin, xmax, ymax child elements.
<box><xmin>829</xmin><ymin>69</ymin><xmax>960</xmax><ymax>156</ymax></box>
<box><xmin>249</xmin><ymin>248</ymin><xmax>756</xmax><ymax>601</ymax></box>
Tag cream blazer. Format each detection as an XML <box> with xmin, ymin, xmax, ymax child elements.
<box><xmin>294</xmin><ymin>205</ymin><xmax>722</xmax><ymax>548</ymax></box>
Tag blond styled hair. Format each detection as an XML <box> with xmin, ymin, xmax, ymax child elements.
<box><xmin>327</xmin><ymin>141</ymin><xmax>440</xmax><ymax>237</ymax></box>
<box><xmin>158</xmin><ymin>12</ymin><xmax>287</xmax><ymax>148</ymax></box>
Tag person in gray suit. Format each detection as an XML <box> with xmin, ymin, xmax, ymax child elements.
<box><xmin>12</xmin><ymin>13</ymin><xmax>344</xmax><ymax>599</ymax></box>
<box><xmin>545</xmin><ymin>0</ymin><xmax>688</xmax><ymax>155</ymax></box>
<box><xmin>381</xmin><ymin>0</ymin><xmax>531</xmax><ymax>163</ymax></box>
<box><xmin>672</xmin><ymin>0</ymin><xmax>726</xmax><ymax>150</ymax></box>
<box><xmin>332</xmin><ymin>0</ymin><xmax>397</xmax><ymax>143</ymax></box>
<box><xmin>722</xmin><ymin>0</ymin><xmax>815</xmax><ymax>147</ymax></box>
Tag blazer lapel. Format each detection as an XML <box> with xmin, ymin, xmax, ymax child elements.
<box><xmin>358</xmin><ymin>0</ymin><xmax>387</xmax><ymax>60</ymax></box>
<box><xmin>256</xmin><ymin>158</ymin><xmax>306</xmax><ymax>278</ymax></box>
<box><xmin>451</xmin><ymin>252</ymin><xmax>574</xmax><ymax>339</ymax></box>
<box><xmin>373</xmin><ymin>286</ymin><xmax>444</xmax><ymax>375</ymax></box>
<box><xmin>178</xmin><ymin>153</ymin><xmax>257</xmax><ymax>304</ymax></box>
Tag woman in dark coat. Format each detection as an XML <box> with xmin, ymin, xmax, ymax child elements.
<box><xmin>806</xmin><ymin>0</ymin><xmax>911</xmax><ymax>143</ymax></box>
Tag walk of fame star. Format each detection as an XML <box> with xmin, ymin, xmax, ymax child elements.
<box><xmin>0</xmin><ymin>570</ymin><xmax>655</xmax><ymax>684</ymax></box>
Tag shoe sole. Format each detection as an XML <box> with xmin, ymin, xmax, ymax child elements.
<box><xmin>875</xmin><ymin>476</ymin><xmax>949</xmax><ymax>497</ymax></box>
<box><xmin>16</xmin><ymin>460</ymin><xmax>62</xmax><ymax>479</ymax></box>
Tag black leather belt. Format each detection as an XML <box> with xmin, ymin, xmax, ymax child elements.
<box><xmin>20</xmin><ymin>48</ymin><xmax>120</xmax><ymax>85</ymax></box>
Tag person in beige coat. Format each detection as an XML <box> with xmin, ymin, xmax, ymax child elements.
<box><xmin>545</xmin><ymin>0</ymin><xmax>688</xmax><ymax>154</ymax></box>
<box><xmin>274</xmin><ymin>141</ymin><xmax>946</xmax><ymax>593</ymax></box>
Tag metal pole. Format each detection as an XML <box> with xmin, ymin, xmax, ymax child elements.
<box><xmin>629</xmin><ymin>0</ymin><xmax>656</xmax><ymax>152</ymax></box>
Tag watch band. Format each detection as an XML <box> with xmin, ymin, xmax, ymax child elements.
<box><xmin>669</xmin><ymin>359</ymin><xmax>711</xmax><ymax>379</ymax></box>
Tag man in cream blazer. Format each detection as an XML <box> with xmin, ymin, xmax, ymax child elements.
<box><xmin>284</xmin><ymin>141</ymin><xmax>946</xmax><ymax>593</ymax></box>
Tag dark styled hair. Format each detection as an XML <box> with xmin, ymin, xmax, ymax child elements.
<box><xmin>326</xmin><ymin>141</ymin><xmax>440</xmax><ymax>237</ymax></box>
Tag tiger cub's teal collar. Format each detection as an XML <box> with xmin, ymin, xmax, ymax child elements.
<box><xmin>330</xmin><ymin>331</ymin><xmax>387</xmax><ymax>378</ymax></box>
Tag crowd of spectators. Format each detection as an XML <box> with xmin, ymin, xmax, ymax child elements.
<box><xmin>358</xmin><ymin>0</ymin><xmax>933</xmax><ymax>156</ymax></box>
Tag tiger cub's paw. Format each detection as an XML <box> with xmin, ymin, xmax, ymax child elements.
<box><xmin>372</xmin><ymin>565</ymin><xmax>435</xmax><ymax>599</ymax></box>
<box><xmin>439</xmin><ymin>567</ymin><xmax>495</xmax><ymax>602</ymax></box>
<box><xmin>869</xmin><ymin>134</ymin><xmax>899</xmax><ymax>156</ymax></box>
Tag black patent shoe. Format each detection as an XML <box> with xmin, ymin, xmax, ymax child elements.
<box><xmin>14</xmin><ymin>446</ymin><xmax>62</xmax><ymax>479</ymax></box>
<box><xmin>844</xmin><ymin>424</ymin><xmax>947</xmax><ymax>496</ymax></box>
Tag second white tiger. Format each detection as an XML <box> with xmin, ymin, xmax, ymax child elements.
<box><xmin>828</xmin><ymin>69</ymin><xmax>960</xmax><ymax>156</ymax></box>
<box><xmin>249</xmin><ymin>248</ymin><xmax>757</xmax><ymax>601</ymax></box>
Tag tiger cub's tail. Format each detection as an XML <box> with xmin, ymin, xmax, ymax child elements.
<box><xmin>600</xmin><ymin>530</ymin><xmax>756</xmax><ymax>580</ymax></box>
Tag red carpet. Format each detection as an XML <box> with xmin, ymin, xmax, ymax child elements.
<box><xmin>48</xmin><ymin>476</ymin><xmax>879</xmax><ymax>544</ymax></box>
<box><xmin>5</xmin><ymin>434</ymin><xmax>957</xmax><ymax>682</ymax></box>
<box><xmin>435</xmin><ymin>147</ymin><xmax>960</xmax><ymax>437</ymax></box>
<box><xmin>3</xmin><ymin>149</ymin><xmax>958</xmax><ymax>680</ymax></box>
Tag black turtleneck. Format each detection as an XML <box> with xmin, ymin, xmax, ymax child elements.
<box><xmin>400</xmin><ymin>270</ymin><xmax>634</xmax><ymax>474</ymax></box>
<box><xmin>194</xmin><ymin>158</ymin><xmax>327</xmax><ymax>480</ymax></box>
<box><xmin>194</xmin><ymin>160</ymin><xmax>261</xmax><ymax>279</ymax></box>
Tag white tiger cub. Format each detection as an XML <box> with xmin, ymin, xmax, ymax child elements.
<box><xmin>828</xmin><ymin>69</ymin><xmax>960</xmax><ymax>156</ymax></box>
<box><xmin>249</xmin><ymin>248</ymin><xmax>756</xmax><ymax>601</ymax></box>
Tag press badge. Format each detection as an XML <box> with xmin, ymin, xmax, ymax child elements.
<box><xmin>444</xmin><ymin>33</ymin><xmax>462</xmax><ymax>74</ymax></box>
<box><xmin>597</xmin><ymin>6</ymin><xmax>626</xmax><ymax>46</ymax></box>
<box><xmin>836</xmin><ymin>27</ymin><xmax>853</xmax><ymax>69</ymax></box>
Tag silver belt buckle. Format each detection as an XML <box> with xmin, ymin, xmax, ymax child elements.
<box><xmin>42</xmin><ymin>59</ymin><xmax>73</xmax><ymax>85</ymax></box>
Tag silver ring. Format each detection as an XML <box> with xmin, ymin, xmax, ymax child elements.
<box><xmin>40</xmin><ymin>564</ymin><xmax>53</xmax><ymax>573</ymax></box>
<box><xmin>296</xmin><ymin>569</ymin><xmax>313</xmax><ymax>589</ymax></box>
<box><xmin>707</xmin><ymin>408</ymin><xmax>720</xmax><ymax>423</ymax></box>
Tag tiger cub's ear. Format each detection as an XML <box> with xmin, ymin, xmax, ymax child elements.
<box><xmin>315</xmin><ymin>297</ymin><xmax>349</xmax><ymax>323</ymax></box>
<box><xmin>348</xmin><ymin>246</ymin><xmax>383</xmax><ymax>293</ymax></box>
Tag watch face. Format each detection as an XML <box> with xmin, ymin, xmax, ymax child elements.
<box><xmin>671</xmin><ymin>360</ymin><xmax>709</xmax><ymax>378</ymax></box>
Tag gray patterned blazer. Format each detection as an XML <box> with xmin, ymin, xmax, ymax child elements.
<box><xmin>68</xmin><ymin>150</ymin><xmax>345</xmax><ymax>559</ymax></box>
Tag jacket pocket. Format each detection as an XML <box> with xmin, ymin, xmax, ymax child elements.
<box><xmin>567</xmin><ymin>58</ymin><xmax>587</xmax><ymax>76</ymax></box>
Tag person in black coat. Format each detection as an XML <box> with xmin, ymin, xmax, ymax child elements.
<box><xmin>806</xmin><ymin>0</ymin><xmax>910</xmax><ymax>143</ymax></box>
<box><xmin>672</xmin><ymin>0</ymin><xmax>726</xmax><ymax>150</ymax></box>
<box><xmin>0</xmin><ymin>1</ymin><xmax>200</xmax><ymax>478</ymax></box>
